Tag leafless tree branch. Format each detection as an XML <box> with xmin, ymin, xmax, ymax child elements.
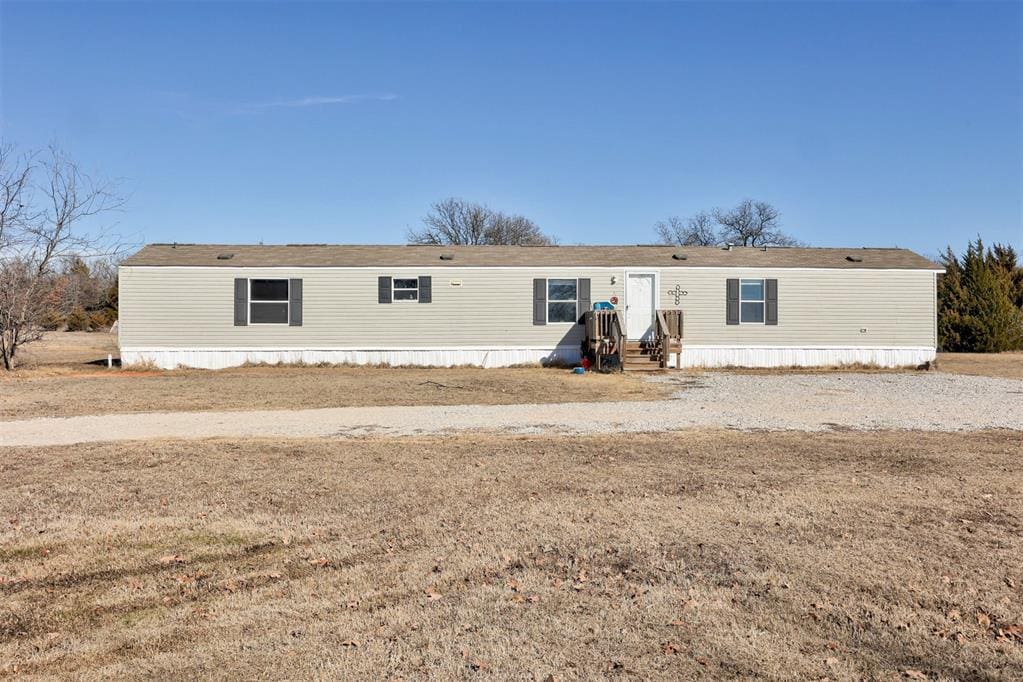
<box><xmin>0</xmin><ymin>144</ymin><xmax>35</xmax><ymax>253</ymax></box>
<box><xmin>407</xmin><ymin>198</ymin><xmax>555</xmax><ymax>246</ymax></box>
<box><xmin>655</xmin><ymin>199</ymin><xmax>801</xmax><ymax>247</ymax></box>
<box><xmin>0</xmin><ymin>143</ymin><xmax>126</xmax><ymax>370</ymax></box>
<box><xmin>655</xmin><ymin>212</ymin><xmax>718</xmax><ymax>246</ymax></box>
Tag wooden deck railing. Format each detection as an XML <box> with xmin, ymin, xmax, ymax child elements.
<box><xmin>655</xmin><ymin>309</ymin><xmax>684</xmax><ymax>369</ymax></box>
<box><xmin>586</xmin><ymin>308</ymin><xmax>683</xmax><ymax>371</ymax></box>
<box><xmin>583</xmin><ymin>309</ymin><xmax>626</xmax><ymax>371</ymax></box>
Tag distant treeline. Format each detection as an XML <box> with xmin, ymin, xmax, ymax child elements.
<box><xmin>42</xmin><ymin>257</ymin><xmax>119</xmax><ymax>331</ymax></box>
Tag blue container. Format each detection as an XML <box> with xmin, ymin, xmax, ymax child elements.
<box><xmin>572</xmin><ymin>366</ymin><xmax>586</xmax><ymax>374</ymax></box>
<box><xmin>593</xmin><ymin>301</ymin><xmax>614</xmax><ymax>310</ymax></box>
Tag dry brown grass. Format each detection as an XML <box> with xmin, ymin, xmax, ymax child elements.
<box><xmin>2</xmin><ymin>431</ymin><xmax>1020</xmax><ymax>679</ymax></box>
<box><xmin>0</xmin><ymin>365</ymin><xmax>667</xmax><ymax>420</ymax></box>
<box><xmin>1</xmin><ymin>334</ymin><xmax>668</xmax><ymax>420</ymax></box>
<box><xmin>6</xmin><ymin>333</ymin><xmax>1023</xmax><ymax>423</ymax></box>
<box><xmin>936</xmin><ymin>352</ymin><xmax>1023</xmax><ymax>380</ymax></box>
<box><xmin>14</xmin><ymin>330</ymin><xmax>119</xmax><ymax>368</ymax></box>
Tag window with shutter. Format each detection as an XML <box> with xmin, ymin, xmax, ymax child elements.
<box><xmin>249</xmin><ymin>279</ymin><xmax>289</xmax><ymax>325</ymax></box>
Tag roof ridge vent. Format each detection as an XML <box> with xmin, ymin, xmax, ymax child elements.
<box><xmin>846</xmin><ymin>255</ymin><xmax>864</xmax><ymax>262</ymax></box>
<box><xmin>216</xmin><ymin>253</ymin><xmax>235</xmax><ymax>260</ymax></box>
<box><xmin>439</xmin><ymin>253</ymin><xmax>454</xmax><ymax>261</ymax></box>
<box><xmin>671</xmin><ymin>251</ymin><xmax>687</xmax><ymax>260</ymax></box>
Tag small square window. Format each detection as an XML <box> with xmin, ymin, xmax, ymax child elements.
<box><xmin>392</xmin><ymin>277</ymin><xmax>419</xmax><ymax>302</ymax></box>
<box><xmin>548</xmin><ymin>302</ymin><xmax>577</xmax><ymax>323</ymax></box>
<box><xmin>740</xmin><ymin>301</ymin><xmax>764</xmax><ymax>324</ymax></box>
<box><xmin>548</xmin><ymin>279</ymin><xmax>577</xmax><ymax>301</ymax></box>
<box><xmin>251</xmin><ymin>279</ymin><xmax>289</xmax><ymax>301</ymax></box>
<box><xmin>740</xmin><ymin>280</ymin><xmax>763</xmax><ymax>301</ymax></box>
<box><xmin>250</xmin><ymin>302</ymin><xmax>289</xmax><ymax>324</ymax></box>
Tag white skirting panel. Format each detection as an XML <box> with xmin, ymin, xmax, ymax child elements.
<box><xmin>121</xmin><ymin>347</ymin><xmax>583</xmax><ymax>370</ymax></box>
<box><xmin>122</xmin><ymin>345</ymin><xmax>934</xmax><ymax>370</ymax></box>
<box><xmin>668</xmin><ymin>346</ymin><xmax>936</xmax><ymax>369</ymax></box>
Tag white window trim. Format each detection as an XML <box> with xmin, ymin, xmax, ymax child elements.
<box><xmin>546</xmin><ymin>277</ymin><xmax>579</xmax><ymax>325</ymax></box>
<box><xmin>249</xmin><ymin>278</ymin><xmax>290</xmax><ymax>325</ymax></box>
<box><xmin>739</xmin><ymin>278</ymin><xmax>766</xmax><ymax>325</ymax></box>
<box><xmin>391</xmin><ymin>276</ymin><xmax>420</xmax><ymax>303</ymax></box>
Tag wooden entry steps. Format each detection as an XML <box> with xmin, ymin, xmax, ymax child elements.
<box><xmin>623</xmin><ymin>341</ymin><xmax>664</xmax><ymax>371</ymax></box>
<box><xmin>582</xmin><ymin>308</ymin><xmax>683</xmax><ymax>372</ymax></box>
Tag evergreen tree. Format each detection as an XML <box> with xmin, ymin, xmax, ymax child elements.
<box><xmin>939</xmin><ymin>238</ymin><xmax>1023</xmax><ymax>352</ymax></box>
<box><xmin>937</xmin><ymin>246</ymin><xmax>966</xmax><ymax>351</ymax></box>
<box><xmin>991</xmin><ymin>243</ymin><xmax>1023</xmax><ymax>310</ymax></box>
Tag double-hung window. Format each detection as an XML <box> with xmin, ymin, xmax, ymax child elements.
<box><xmin>547</xmin><ymin>278</ymin><xmax>578</xmax><ymax>323</ymax></box>
<box><xmin>392</xmin><ymin>278</ymin><xmax>419</xmax><ymax>301</ymax></box>
<box><xmin>739</xmin><ymin>279</ymin><xmax>765</xmax><ymax>324</ymax></box>
<box><xmin>249</xmin><ymin>279</ymin><xmax>289</xmax><ymax>324</ymax></box>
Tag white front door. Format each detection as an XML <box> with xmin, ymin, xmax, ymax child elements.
<box><xmin>626</xmin><ymin>273</ymin><xmax>655</xmax><ymax>340</ymax></box>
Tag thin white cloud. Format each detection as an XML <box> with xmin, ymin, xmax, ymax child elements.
<box><xmin>250</xmin><ymin>93</ymin><xmax>398</xmax><ymax>109</ymax></box>
<box><xmin>149</xmin><ymin>91</ymin><xmax>398</xmax><ymax>118</ymax></box>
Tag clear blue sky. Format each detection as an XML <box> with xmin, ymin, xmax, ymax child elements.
<box><xmin>2</xmin><ymin>1</ymin><xmax>1021</xmax><ymax>257</ymax></box>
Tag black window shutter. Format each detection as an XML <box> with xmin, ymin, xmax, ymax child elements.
<box><xmin>289</xmin><ymin>278</ymin><xmax>303</xmax><ymax>326</ymax></box>
<box><xmin>765</xmin><ymin>278</ymin><xmax>778</xmax><ymax>325</ymax></box>
<box><xmin>726</xmin><ymin>278</ymin><xmax>739</xmax><ymax>325</ymax></box>
<box><xmin>533</xmin><ymin>278</ymin><xmax>546</xmax><ymax>325</ymax></box>
<box><xmin>577</xmin><ymin>278</ymin><xmax>591</xmax><ymax>324</ymax></box>
<box><xmin>234</xmin><ymin>278</ymin><xmax>248</xmax><ymax>326</ymax></box>
<box><xmin>378</xmin><ymin>276</ymin><xmax>392</xmax><ymax>304</ymax></box>
<box><xmin>418</xmin><ymin>276</ymin><xmax>432</xmax><ymax>303</ymax></box>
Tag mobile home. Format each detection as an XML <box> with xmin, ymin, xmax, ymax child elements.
<box><xmin>118</xmin><ymin>244</ymin><xmax>942</xmax><ymax>370</ymax></box>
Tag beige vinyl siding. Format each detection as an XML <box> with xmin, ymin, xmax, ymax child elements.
<box><xmin>119</xmin><ymin>267</ymin><xmax>619</xmax><ymax>349</ymax></box>
<box><xmin>119</xmin><ymin>266</ymin><xmax>937</xmax><ymax>350</ymax></box>
<box><xmin>660</xmin><ymin>268</ymin><xmax>936</xmax><ymax>346</ymax></box>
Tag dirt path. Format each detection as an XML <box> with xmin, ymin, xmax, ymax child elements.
<box><xmin>2</xmin><ymin>373</ymin><xmax>1021</xmax><ymax>447</ymax></box>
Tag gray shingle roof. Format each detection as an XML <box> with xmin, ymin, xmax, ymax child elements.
<box><xmin>121</xmin><ymin>243</ymin><xmax>943</xmax><ymax>270</ymax></box>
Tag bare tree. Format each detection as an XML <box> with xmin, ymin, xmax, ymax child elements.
<box><xmin>655</xmin><ymin>199</ymin><xmax>801</xmax><ymax>247</ymax></box>
<box><xmin>0</xmin><ymin>144</ymin><xmax>33</xmax><ymax>252</ymax></box>
<box><xmin>655</xmin><ymin>212</ymin><xmax>717</xmax><ymax>246</ymax></box>
<box><xmin>0</xmin><ymin>144</ymin><xmax>123</xmax><ymax>370</ymax></box>
<box><xmin>407</xmin><ymin>197</ymin><xmax>554</xmax><ymax>246</ymax></box>
<box><xmin>713</xmin><ymin>199</ymin><xmax>798</xmax><ymax>247</ymax></box>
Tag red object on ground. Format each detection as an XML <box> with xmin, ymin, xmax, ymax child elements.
<box><xmin>580</xmin><ymin>357</ymin><xmax>592</xmax><ymax>370</ymax></box>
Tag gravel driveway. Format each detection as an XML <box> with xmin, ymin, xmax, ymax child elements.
<box><xmin>2</xmin><ymin>372</ymin><xmax>1021</xmax><ymax>447</ymax></box>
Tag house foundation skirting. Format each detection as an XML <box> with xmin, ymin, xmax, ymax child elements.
<box><xmin>120</xmin><ymin>347</ymin><xmax>584</xmax><ymax>370</ymax></box>
<box><xmin>121</xmin><ymin>345</ymin><xmax>935</xmax><ymax>370</ymax></box>
<box><xmin>668</xmin><ymin>346</ymin><xmax>935</xmax><ymax>369</ymax></box>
